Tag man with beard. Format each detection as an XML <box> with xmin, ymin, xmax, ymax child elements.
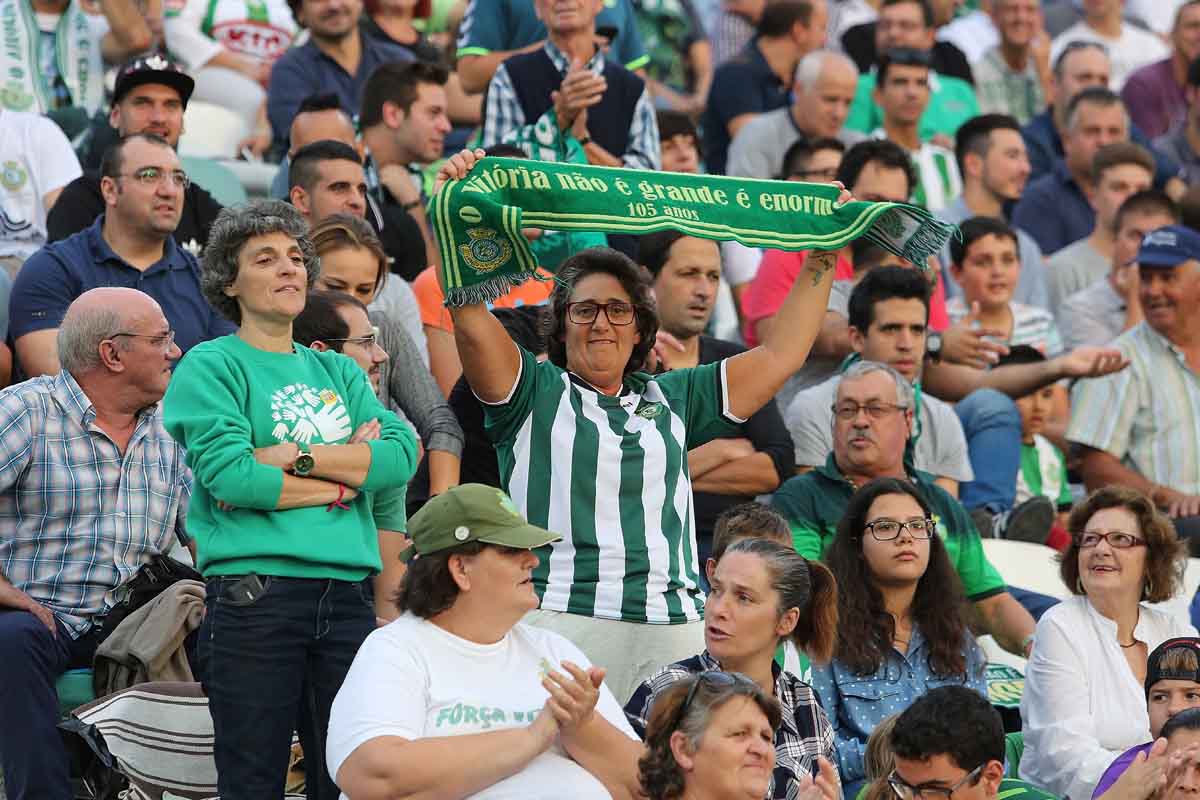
<box><xmin>940</xmin><ymin>113</ymin><xmax>1050</xmax><ymax>310</ymax></box>
<box><xmin>10</xmin><ymin>134</ymin><xmax>233</xmax><ymax>377</ymax></box>
<box><xmin>639</xmin><ymin>230</ymin><xmax>793</xmax><ymax>569</ymax></box>
<box><xmin>1069</xmin><ymin>224</ymin><xmax>1200</xmax><ymax>543</ymax></box>
<box><xmin>46</xmin><ymin>56</ymin><xmax>224</xmax><ymax>256</ymax></box>
<box><xmin>267</xmin><ymin>0</ymin><xmax>413</xmax><ymax>154</ymax></box>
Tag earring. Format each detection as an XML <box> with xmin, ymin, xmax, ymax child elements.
<box><xmin>1143</xmin><ymin>577</ymin><xmax>1154</xmax><ymax>600</ymax></box>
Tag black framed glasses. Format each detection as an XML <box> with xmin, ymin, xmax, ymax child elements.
<box><xmin>672</xmin><ymin>671</ymin><xmax>753</xmax><ymax>731</ymax></box>
<box><xmin>325</xmin><ymin>326</ymin><xmax>381</xmax><ymax>349</ymax></box>
<box><xmin>865</xmin><ymin>516</ymin><xmax>935</xmax><ymax>541</ymax></box>
<box><xmin>119</xmin><ymin>166</ymin><xmax>190</xmax><ymax>190</ymax></box>
<box><xmin>566</xmin><ymin>301</ymin><xmax>636</xmax><ymax>326</ymax></box>
<box><xmin>889</xmin><ymin>764</ymin><xmax>984</xmax><ymax>800</ymax></box>
<box><xmin>832</xmin><ymin>401</ymin><xmax>908</xmax><ymax>421</ymax></box>
<box><xmin>1076</xmin><ymin>530</ymin><xmax>1147</xmax><ymax>549</ymax></box>
<box><xmin>111</xmin><ymin>330</ymin><xmax>176</xmax><ymax>350</ymax></box>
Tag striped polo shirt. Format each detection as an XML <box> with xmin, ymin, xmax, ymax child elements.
<box><xmin>483</xmin><ymin>348</ymin><xmax>741</xmax><ymax>624</ymax></box>
<box><xmin>1068</xmin><ymin>322</ymin><xmax>1200</xmax><ymax>495</ymax></box>
<box><xmin>947</xmin><ymin>298</ymin><xmax>1064</xmax><ymax>357</ymax></box>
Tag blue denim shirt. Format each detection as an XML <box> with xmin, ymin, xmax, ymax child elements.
<box><xmin>811</xmin><ymin>627</ymin><xmax>988</xmax><ymax>793</ymax></box>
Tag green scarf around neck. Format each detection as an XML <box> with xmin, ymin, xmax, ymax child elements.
<box><xmin>431</xmin><ymin>157</ymin><xmax>957</xmax><ymax>307</ymax></box>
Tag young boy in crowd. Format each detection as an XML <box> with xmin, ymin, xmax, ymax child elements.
<box><xmin>947</xmin><ymin>216</ymin><xmax>1064</xmax><ymax>358</ymax></box>
<box><xmin>996</xmin><ymin>345</ymin><xmax>1074</xmax><ymax>551</ymax></box>
<box><xmin>1095</xmin><ymin>638</ymin><xmax>1200</xmax><ymax>800</ymax></box>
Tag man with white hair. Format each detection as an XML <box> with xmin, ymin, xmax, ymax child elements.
<box><xmin>726</xmin><ymin>49</ymin><xmax>865</xmax><ymax>179</ymax></box>
<box><xmin>0</xmin><ymin>286</ymin><xmax>193</xmax><ymax>800</ymax></box>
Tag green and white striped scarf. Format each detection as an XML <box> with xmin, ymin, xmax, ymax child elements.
<box><xmin>432</xmin><ymin>157</ymin><xmax>958</xmax><ymax>307</ymax></box>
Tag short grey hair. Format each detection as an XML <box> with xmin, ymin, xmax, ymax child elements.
<box><xmin>794</xmin><ymin>50</ymin><xmax>858</xmax><ymax>94</ymax></box>
<box><xmin>57</xmin><ymin>305</ymin><xmax>130</xmax><ymax>376</ymax></box>
<box><xmin>838</xmin><ymin>360</ymin><xmax>916</xmax><ymax>409</ymax></box>
<box><xmin>201</xmin><ymin>199</ymin><xmax>319</xmax><ymax>325</ymax></box>
<box><xmin>1064</xmin><ymin>87</ymin><xmax>1128</xmax><ymax>133</ymax></box>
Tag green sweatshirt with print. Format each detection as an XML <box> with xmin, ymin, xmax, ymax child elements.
<box><xmin>163</xmin><ymin>335</ymin><xmax>418</xmax><ymax>579</ymax></box>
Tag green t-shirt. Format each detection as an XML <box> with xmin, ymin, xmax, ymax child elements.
<box><xmin>846</xmin><ymin>71</ymin><xmax>979</xmax><ymax>139</ymax></box>
<box><xmin>484</xmin><ymin>347</ymin><xmax>740</xmax><ymax>624</ymax></box>
<box><xmin>770</xmin><ymin>455</ymin><xmax>1006</xmax><ymax>601</ymax></box>
<box><xmin>163</xmin><ymin>335</ymin><xmax>418</xmax><ymax>578</ymax></box>
<box><xmin>1018</xmin><ymin>435</ymin><xmax>1073</xmax><ymax>510</ymax></box>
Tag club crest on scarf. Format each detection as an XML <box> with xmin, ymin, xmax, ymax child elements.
<box><xmin>458</xmin><ymin>227</ymin><xmax>513</xmax><ymax>274</ymax></box>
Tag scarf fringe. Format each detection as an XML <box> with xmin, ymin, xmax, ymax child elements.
<box><xmin>443</xmin><ymin>271</ymin><xmax>540</xmax><ymax>309</ymax></box>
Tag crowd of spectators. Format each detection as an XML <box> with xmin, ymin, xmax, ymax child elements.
<box><xmin>6</xmin><ymin>0</ymin><xmax>1200</xmax><ymax>799</ymax></box>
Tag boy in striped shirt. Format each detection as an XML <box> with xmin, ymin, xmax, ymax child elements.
<box><xmin>868</xmin><ymin>47</ymin><xmax>962</xmax><ymax>211</ymax></box>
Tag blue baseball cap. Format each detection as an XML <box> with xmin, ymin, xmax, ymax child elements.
<box><xmin>1136</xmin><ymin>225</ymin><xmax>1200</xmax><ymax>268</ymax></box>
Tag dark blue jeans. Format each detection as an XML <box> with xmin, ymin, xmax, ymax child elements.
<box><xmin>198</xmin><ymin>576</ymin><xmax>374</xmax><ymax>800</ymax></box>
<box><xmin>0</xmin><ymin>609</ymin><xmax>101</xmax><ymax>800</ymax></box>
<box><xmin>955</xmin><ymin>388</ymin><xmax>1023</xmax><ymax>514</ymax></box>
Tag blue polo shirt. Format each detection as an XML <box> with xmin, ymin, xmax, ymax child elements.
<box><xmin>701</xmin><ymin>38</ymin><xmax>791</xmax><ymax>174</ymax></box>
<box><xmin>9</xmin><ymin>217</ymin><xmax>234</xmax><ymax>352</ymax></box>
<box><xmin>1010</xmin><ymin>160</ymin><xmax>1095</xmax><ymax>256</ymax></box>
<box><xmin>267</xmin><ymin>32</ymin><xmax>414</xmax><ymax>152</ymax></box>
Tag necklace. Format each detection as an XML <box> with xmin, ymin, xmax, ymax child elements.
<box><xmin>1119</xmin><ymin>639</ymin><xmax>1139</xmax><ymax>649</ymax></box>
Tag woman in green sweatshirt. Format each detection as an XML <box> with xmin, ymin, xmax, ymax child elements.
<box><xmin>162</xmin><ymin>200</ymin><xmax>418</xmax><ymax>800</ymax></box>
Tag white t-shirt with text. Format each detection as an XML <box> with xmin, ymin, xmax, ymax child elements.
<box><xmin>327</xmin><ymin>613</ymin><xmax>638</xmax><ymax>800</ymax></box>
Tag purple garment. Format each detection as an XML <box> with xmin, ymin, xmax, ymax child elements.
<box><xmin>1091</xmin><ymin>742</ymin><xmax>1153</xmax><ymax>799</ymax></box>
<box><xmin>1122</xmin><ymin>59</ymin><xmax>1186</xmax><ymax>140</ymax></box>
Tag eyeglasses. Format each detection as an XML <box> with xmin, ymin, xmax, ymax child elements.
<box><xmin>110</xmin><ymin>330</ymin><xmax>176</xmax><ymax>350</ymax></box>
<box><xmin>120</xmin><ymin>166</ymin><xmax>190</xmax><ymax>190</ymax></box>
<box><xmin>889</xmin><ymin>764</ymin><xmax>984</xmax><ymax>800</ymax></box>
<box><xmin>865</xmin><ymin>516</ymin><xmax>935</xmax><ymax>541</ymax></box>
<box><xmin>325</xmin><ymin>326</ymin><xmax>381</xmax><ymax>350</ymax></box>
<box><xmin>832</xmin><ymin>401</ymin><xmax>908</xmax><ymax>421</ymax></box>
<box><xmin>566</xmin><ymin>301</ymin><xmax>636</xmax><ymax>326</ymax></box>
<box><xmin>1076</xmin><ymin>530</ymin><xmax>1147</xmax><ymax>549</ymax></box>
<box><xmin>672</xmin><ymin>671</ymin><xmax>756</xmax><ymax>732</ymax></box>
<box><xmin>790</xmin><ymin>167</ymin><xmax>840</xmax><ymax>181</ymax></box>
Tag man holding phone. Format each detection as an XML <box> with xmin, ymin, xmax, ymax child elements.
<box><xmin>481</xmin><ymin>0</ymin><xmax>661</xmax><ymax>172</ymax></box>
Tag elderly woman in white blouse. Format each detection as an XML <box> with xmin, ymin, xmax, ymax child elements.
<box><xmin>1020</xmin><ymin>486</ymin><xmax>1196</xmax><ymax>799</ymax></box>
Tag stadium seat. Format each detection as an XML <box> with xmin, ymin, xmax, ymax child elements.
<box><xmin>181</xmin><ymin>157</ymin><xmax>249</xmax><ymax>206</ymax></box>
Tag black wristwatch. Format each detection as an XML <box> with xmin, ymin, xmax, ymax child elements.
<box><xmin>925</xmin><ymin>332</ymin><xmax>943</xmax><ymax>363</ymax></box>
<box><xmin>292</xmin><ymin>442</ymin><xmax>315</xmax><ymax>476</ymax></box>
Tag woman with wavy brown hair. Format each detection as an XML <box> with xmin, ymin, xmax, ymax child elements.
<box><xmin>638</xmin><ymin>671</ymin><xmax>838</xmax><ymax>800</ymax></box>
<box><xmin>814</xmin><ymin>477</ymin><xmax>987</xmax><ymax>798</ymax></box>
<box><xmin>1021</xmin><ymin>486</ymin><xmax>1195</xmax><ymax>800</ymax></box>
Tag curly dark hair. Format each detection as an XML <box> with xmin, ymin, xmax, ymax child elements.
<box><xmin>825</xmin><ymin>478</ymin><xmax>974</xmax><ymax>678</ymax></box>
<box><xmin>544</xmin><ymin>247</ymin><xmax>658</xmax><ymax>376</ymax></box>
<box><xmin>890</xmin><ymin>685</ymin><xmax>1005</xmax><ymax>772</ymax></box>
<box><xmin>638</xmin><ymin>674</ymin><xmax>782</xmax><ymax>800</ymax></box>
<box><xmin>1059</xmin><ymin>486</ymin><xmax>1187</xmax><ymax>603</ymax></box>
<box><xmin>392</xmin><ymin>541</ymin><xmax>488</xmax><ymax>618</ymax></box>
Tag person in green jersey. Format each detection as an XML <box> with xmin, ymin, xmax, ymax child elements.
<box><xmin>887</xmin><ymin>686</ymin><xmax>1059</xmax><ymax>800</ymax></box>
<box><xmin>432</xmin><ymin>146</ymin><xmax>849</xmax><ymax>703</ymax></box>
<box><xmin>770</xmin><ymin>360</ymin><xmax>1039</xmax><ymax>659</ymax></box>
<box><xmin>161</xmin><ymin>199</ymin><xmax>418</xmax><ymax>800</ymax></box>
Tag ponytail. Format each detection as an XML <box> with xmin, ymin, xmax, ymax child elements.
<box><xmin>795</xmin><ymin>559</ymin><xmax>838</xmax><ymax>664</ymax></box>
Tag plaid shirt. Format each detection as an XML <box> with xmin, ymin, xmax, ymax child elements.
<box><xmin>624</xmin><ymin>651</ymin><xmax>838</xmax><ymax>800</ymax></box>
<box><xmin>482</xmin><ymin>40</ymin><xmax>661</xmax><ymax>171</ymax></box>
<box><xmin>0</xmin><ymin>371</ymin><xmax>191</xmax><ymax>638</ymax></box>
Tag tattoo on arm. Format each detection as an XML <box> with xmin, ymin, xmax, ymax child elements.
<box><xmin>809</xmin><ymin>251</ymin><xmax>837</xmax><ymax>287</ymax></box>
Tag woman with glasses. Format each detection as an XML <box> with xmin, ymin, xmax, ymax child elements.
<box><xmin>638</xmin><ymin>671</ymin><xmax>837</xmax><ymax>800</ymax></box>
<box><xmin>814</xmin><ymin>477</ymin><xmax>987</xmax><ymax>799</ymax></box>
<box><xmin>161</xmin><ymin>200</ymin><xmax>418</xmax><ymax>799</ymax></box>
<box><xmin>626</xmin><ymin>538</ymin><xmax>841</xmax><ymax>800</ymax></box>
<box><xmin>1020</xmin><ymin>486</ymin><xmax>1195</xmax><ymax>800</ymax></box>
<box><xmin>310</xmin><ymin>215</ymin><xmax>463</xmax><ymax>499</ymax></box>
<box><xmin>432</xmin><ymin>148</ymin><xmax>851</xmax><ymax>703</ymax></box>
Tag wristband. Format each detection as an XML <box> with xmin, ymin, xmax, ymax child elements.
<box><xmin>326</xmin><ymin>483</ymin><xmax>351</xmax><ymax>512</ymax></box>
<box><xmin>577</xmin><ymin>135</ymin><xmax>592</xmax><ymax>146</ymax></box>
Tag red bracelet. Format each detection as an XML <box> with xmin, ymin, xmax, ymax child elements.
<box><xmin>326</xmin><ymin>483</ymin><xmax>351</xmax><ymax>511</ymax></box>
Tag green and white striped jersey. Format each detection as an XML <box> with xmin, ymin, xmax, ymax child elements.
<box><xmin>483</xmin><ymin>348</ymin><xmax>742</xmax><ymax>624</ymax></box>
<box><xmin>869</xmin><ymin>130</ymin><xmax>963</xmax><ymax>211</ymax></box>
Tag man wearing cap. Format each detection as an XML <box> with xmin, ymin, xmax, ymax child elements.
<box><xmin>1069</xmin><ymin>224</ymin><xmax>1200</xmax><ymax>540</ymax></box>
<box><xmin>327</xmin><ymin>483</ymin><xmax>643</xmax><ymax>800</ymax></box>
<box><xmin>10</xmin><ymin>133</ymin><xmax>233</xmax><ymax>378</ymax></box>
<box><xmin>1093</xmin><ymin>637</ymin><xmax>1200</xmax><ymax>800</ymax></box>
<box><xmin>46</xmin><ymin>55</ymin><xmax>224</xmax><ymax>256</ymax></box>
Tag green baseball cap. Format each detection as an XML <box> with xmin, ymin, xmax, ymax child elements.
<box><xmin>399</xmin><ymin>484</ymin><xmax>562</xmax><ymax>563</ymax></box>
